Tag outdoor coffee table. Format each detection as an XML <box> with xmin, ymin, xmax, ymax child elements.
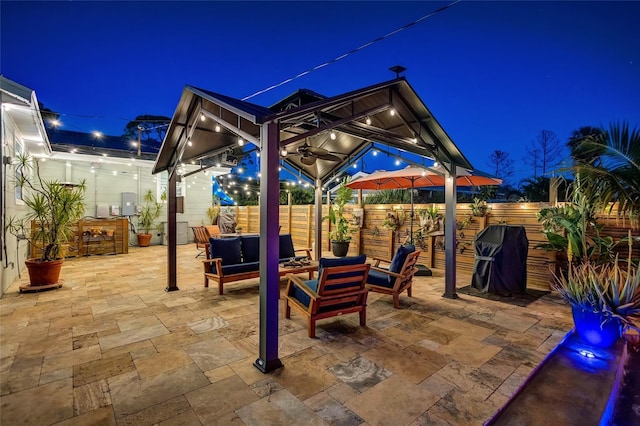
<box><xmin>278</xmin><ymin>260</ymin><xmax>318</xmax><ymax>280</ymax></box>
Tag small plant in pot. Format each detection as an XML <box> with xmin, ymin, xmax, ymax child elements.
<box><xmin>206</xmin><ymin>203</ymin><xmax>220</xmax><ymax>225</ymax></box>
<box><xmin>553</xmin><ymin>232</ymin><xmax>640</xmax><ymax>348</ymax></box>
<box><xmin>137</xmin><ymin>189</ymin><xmax>165</xmax><ymax>247</ymax></box>
<box><xmin>5</xmin><ymin>155</ymin><xmax>86</xmax><ymax>287</ymax></box>
<box><xmin>325</xmin><ymin>179</ymin><xmax>354</xmax><ymax>257</ymax></box>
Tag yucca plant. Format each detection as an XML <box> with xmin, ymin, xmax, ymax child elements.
<box><xmin>5</xmin><ymin>155</ymin><xmax>86</xmax><ymax>261</ymax></box>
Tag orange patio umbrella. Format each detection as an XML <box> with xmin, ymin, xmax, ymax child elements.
<box><xmin>346</xmin><ymin>166</ymin><xmax>502</xmax><ymax>243</ymax></box>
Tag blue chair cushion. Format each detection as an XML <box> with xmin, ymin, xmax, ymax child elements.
<box><xmin>367</xmin><ymin>268</ymin><xmax>393</xmax><ymax>288</ymax></box>
<box><xmin>241</xmin><ymin>235</ymin><xmax>260</xmax><ymax>263</ymax></box>
<box><xmin>220</xmin><ymin>262</ymin><xmax>259</xmax><ymax>276</ymax></box>
<box><xmin>389</xmin><ymin>245</ymin><xmax>415</xmax><ymax>273</ymax></box>
<box><xmin>279</xmin><ymin>234</ymin><xmax>296</xmax><ymax>260</ymax></box>
<box><xmin>209</xmin><ymin>237</ymin><xmax>242</xmax><ymax>265</ymax></box>
<box><xmin>290</xmin><ymin>279</ymin><xmax>319</xmax><ymax>308</ymax></box>
<box><xmin>317</xmin><ymin>254</ymin><xmax>367</xmax><ymax>280</ymax></box>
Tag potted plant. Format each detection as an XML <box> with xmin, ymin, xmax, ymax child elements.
<box><xmin>552</xmin><ymin>232</ymin><xmax>640</xmax><ymax>348</ymax></box>
<box><xmin>469</xmin><ymin>198</ymin><xmax>490</xmax><ymax>229</ymax></box>
<box><xmin>5</xmin><ymin>155</ymin><xmax>86</xmax><ymax>287</ymax></box>
<box><xmin>325</xmin><ymin>179</ymin><xmax>354</xmax><ymax>257</ymax></box>
<box><xmin>206</xmin><ymin>204</ymin><xmax>220</xmax><ymax>225</ymax></box>
<box><xmin>137</xmin><ymin>189</ymin><xmax>165</xmax><ymax>247</ymax></box>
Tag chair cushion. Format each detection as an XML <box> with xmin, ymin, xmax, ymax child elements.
<box><xmin>209</xmin><ymin>237</ymin><xmax>242</xmax><ymax>265</ymax></box>
<box><xmin>221</xmin><ymin>262</ymin><xmax>259</xmax><ymax>276</ymax></box>
<box><xmin>290</xmin><ymin>279</ymin><xmax>319</xmax><ymax>308</ymax></box>
<box><xmin>367</xmin><ymin>268</ymin><xmax>393</xmax><ymax>288</ymax></box>
<box><xmin>389</xmin><ymin>245</ymin><xmax>415</xmax><ymax>273</ymax></box>
<box><xmin>241</xmin><ymin>235</ymin><xmax>260</xmax><ymax>263</ymax></box>
<box><xmin>279</xmin><ymin>234</ymin><xmax>296</xmax><ymax>260</ymax></box>
<box><xmin>318</xmin><ymin>254</ymin><xmax>367</xmax><ymax>280</ymax></box>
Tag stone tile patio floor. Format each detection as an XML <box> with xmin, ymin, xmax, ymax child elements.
<box><xmin>0</xmin><ymin>245</ymin><xmax>573</xmax><ymax>425</ymax></box>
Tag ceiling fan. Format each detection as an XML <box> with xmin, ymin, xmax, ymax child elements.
<box><xmin>284</xmin><ymin>140</ymin><xmax>342</xmax><ymax>165</ymax></box>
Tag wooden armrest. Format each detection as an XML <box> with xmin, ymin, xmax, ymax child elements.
<box><xmin>371</xmin><ymin>266</ymin><xmax>403</xmax><ymax>278</ymax></box>
<box><xmin>295</xmin><ymin>248</ymin><xmax>312</xmax><ymax>257</ymax></box>
<box><xmin>286</xmin><ymin>274</ymin><xmax>318</xmax><ymax>301</ymax></box>
<box><xmin>201</xmin><ymin>257</ymin><xmax>223</xmax><ymax>264</ymax></box>
<box><xmin>371</xmin><ymin>256</ymin><xmax>390</xmax><ymax>267</ymax></box>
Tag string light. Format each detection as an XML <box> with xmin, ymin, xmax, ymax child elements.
<box><xmin>200</xmin><ymin>113</ymin><xmax>205</xmax><ymax>121</ymax></box>
<box><xmin>215</xmin><ymin>123</ymin><xmax>221</xmax><ymax>132</ymax></box>
<box><xmin>238</xmin><ymin>137</ymin><xmax>244</xmax><ymax>146</ymax></box>
<box><xmin>330</xmin><ymin>130</ymin><xmax>337</xmax><ymax>140</ymax></box>
<box><xmin>390</xmin><ymin>108</ymin><xmax>396</xmax><ymax>116</ymax></box>
<box><xmin>365</xmin><ymin>116</ymin><xmax>372</xmax><ymax>125</ymax></box>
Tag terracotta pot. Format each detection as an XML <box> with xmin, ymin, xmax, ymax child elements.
<box><xmin>137</xmin><ymin>233</ymin><xmax>152</xmax><ymax>247</ymax></box>
<box><xmin>25</xmin><ymin>258</ymin><xmax>64</xmax><ymax>286</ymax></box>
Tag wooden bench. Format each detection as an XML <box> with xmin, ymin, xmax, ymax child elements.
<box><xmin>202</xmin><ymin>234</ymin><xmax>311</xmax><ymax>294</ymax></box>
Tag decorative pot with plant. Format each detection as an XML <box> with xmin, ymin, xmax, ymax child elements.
<box><xmin>552</xmin><ymin>232</ymin><xmax>640</xmax><ymax>348</ymax></box>
<box><xmin>5</xmin><ymin>155</ymin><xmax>86</xmax><ymax>287</ymax></box>
<box><xmin>469</xmin><ymin>198</ymin><xmax>490</xmax><ymax>229</ymax></box>
<box><xmin>137</xmin><ymin>189</ymin><xmax>165</xmax><ymax>247</ymax></box>
<box><xmin>325</xmin><ymin>179</ymin><xmax>354</xmax><ymax>257</ymax></box>
<box><xmin>206</xmin><ymin>204</ymin><xmax>220</xmax><ymax>225</ymax></box>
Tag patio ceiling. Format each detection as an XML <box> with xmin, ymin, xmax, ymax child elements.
<box><xmin>153</xmin><ymin>78</ymin><xmax>473</xmax><ymax>182</ymax></box>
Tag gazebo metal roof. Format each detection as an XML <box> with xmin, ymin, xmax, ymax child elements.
<box><xmin>153</xmin><ymin>77</ymin><xmax>472</xmax><ymax>183</ymax></box>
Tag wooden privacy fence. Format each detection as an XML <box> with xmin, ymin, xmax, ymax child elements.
<box><xmin>232</xmin><ymin>203</ymin><xmax>639</xmax><ymax>290</ymax></box>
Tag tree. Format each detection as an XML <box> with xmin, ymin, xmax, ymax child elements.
<box><xmin>122</xmin><ymin>115</ymin><xmax>171</xmax><ymax>147</ymax></box>
<box><xmin>567</xmin><ymin>126</ymin><xmax>605</xmax><ymax>166</ymax></box>
<box><xmin>486</xmin><ymin>150</ymin><xmax>514</xmax><ymax>184</ymax></box>
<box><xmin>524</xmin><ymin>130</ymin><xmax>563</xmax><ymax>176</ymax></box>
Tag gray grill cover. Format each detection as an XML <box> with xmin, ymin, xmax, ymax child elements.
<box><xmin>471</xmin><ymin>225</ymin><xmax>528</xmax><ymax>294</ymax></box>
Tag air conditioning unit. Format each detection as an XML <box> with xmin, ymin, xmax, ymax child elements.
<box><xmin>221</xmin><ymin>152</ymin><xmax>237</xmax><ymax>166</ymax></box>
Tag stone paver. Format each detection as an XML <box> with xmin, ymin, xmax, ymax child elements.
<box><xmin>0</xmin><ymin>245</ymin><xmax>572</xmax><ymax>425</ymax></box>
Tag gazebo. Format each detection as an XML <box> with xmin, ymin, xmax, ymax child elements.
<box><xmin>153</xmin><ymin>77</ymin><xmax>473</xmax><ymax>372</ymax></box>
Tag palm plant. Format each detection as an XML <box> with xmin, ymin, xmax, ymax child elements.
<box><xmin>326</xmin><ymin>179</ymin><xmax>354</xmax><ymax>242</ymax></box>
<box><xmin>571</xmin><ymin>122</ymin><xmax>640</xmax><ymax>221</ymax></box>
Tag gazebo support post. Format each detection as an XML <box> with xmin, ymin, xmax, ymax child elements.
<box><xmin>314</xmin><ymin>179</ymin><xmax>322</xmax><ymax>261</ymax></box>
<box><xmin>165</xmin><ymin>169</ymin><xmax>179</xmax><ymax>292</ymax></box>
<box><xmin>443</xmin><ymin>166</ymin><xmax>458</xmax><ymax>299</ymax></box>
<box><xmin>254</xmin><ymin>121</ymin><xmax>283</xmax><ymax>373</ymax></box>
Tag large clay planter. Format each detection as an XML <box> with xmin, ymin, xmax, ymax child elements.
<box><xmin>572</xmin><ymin>305</ymin><xmax>621</xmax><ymax>348</ymax></box>
<box><xmin>25</xmin><ymin>258</ymin><xmax>64</xmax><ymax>286</ymax></box>
<box><xmin>331</xmin><ymin>241</ymin><xmax>350</xmax><ymax>257</ymax></box>
<box><xmin>137</xmin><ymin>233</ymin><xmax>152</xmax><ymax>247</ymax></box>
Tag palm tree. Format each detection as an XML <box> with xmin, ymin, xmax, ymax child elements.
<box><xmin>572</xmin><ymin>122</ymin><xmax>640</xmax><ymax>218</ymax></box>
<box><xmin>567</xmin><ymin>126</ymin><xmax>606</xmax><ymax>166</ymax></box>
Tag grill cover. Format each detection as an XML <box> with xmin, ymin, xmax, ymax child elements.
<box><xmin>471</xmin><ymin>225</ymin><xmax>528</xmax><ymax>294</ymax></box>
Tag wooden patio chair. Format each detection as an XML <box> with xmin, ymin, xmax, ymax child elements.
<box><xmin>366</xmin><ymin>246</ymin><xmax>421</xmax><ymax>309</ymax></box>
<box><xmin>284</xmin><ymin>255</ymin><xmax>370</xmax><ymax>338</ymax></box>
<box><xmin>204</xmin><ymin>225</ymin><xmax>221</xmax><ymax>239</ymax></box>
<box><xmin>192</xmin><ymin>226</ymin><xmax>210</xmax><ymax>258</ymax></box>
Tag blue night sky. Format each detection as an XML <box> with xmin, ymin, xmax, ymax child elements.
<box><xmin>2</xmin><ymin>1</ymin><xmax>639</xmax><ymax>184</ymax></box>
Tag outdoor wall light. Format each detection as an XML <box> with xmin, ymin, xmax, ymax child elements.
<box><xmin>330</xmin><ymin>130</ymin><xmax>337</xmax><ymax>140</ymax></box>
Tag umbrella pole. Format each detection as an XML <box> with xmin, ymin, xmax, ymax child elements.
<box><xmin>410</xmin><ymin>180</ymin><xmax>414</xmax><ymax>245</ymax></box>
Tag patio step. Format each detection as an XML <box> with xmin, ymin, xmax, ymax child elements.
<box><xmin>486</xmin><ymin>331</ymin><xmax>627</xmax><ymax>426</ymax></box>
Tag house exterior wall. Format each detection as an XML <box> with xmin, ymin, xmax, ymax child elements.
<box><xmin>1</xmin><ymin>112</ymin><xmax>30</xmax><ymax>296</ymax></box>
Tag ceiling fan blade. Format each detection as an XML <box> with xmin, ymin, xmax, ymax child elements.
<box><xmin>307</xmin><ymin>146</ymin><xmax>329</xmax><ymax>156</ymax></box>
<box><xmin>300</xmin><ymin>156</ymin><xmax>317</xmax><ymax>165</ymax></box>
<box><xmin>315</xmin><ymin>153</ymin><xmax>341</xmax><ymax>162</ymax></box>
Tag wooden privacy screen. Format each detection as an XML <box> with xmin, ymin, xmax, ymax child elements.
<box><xmin>216</xmin><ymin>203</ymin><xmax>640</xmax><ymax>291</ymax></box>
<box><xmin>30</xmin><ymin>218</ymin><xmax>129</xmax><ymax>258</ymax></box>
